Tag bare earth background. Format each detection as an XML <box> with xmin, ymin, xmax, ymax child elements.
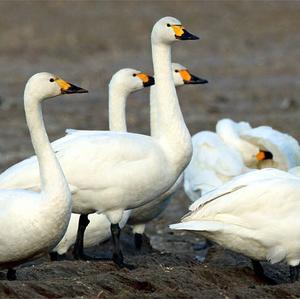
<box><xmin>0</xmin><ymin>1</ymin><xmax>300</xmax><ymax>298</ymax></box>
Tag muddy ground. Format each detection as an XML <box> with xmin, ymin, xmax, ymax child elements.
<box><xmin>0</xmin><ymin>1</ymin><xmax>300</xmax><ymax>298</ymax></box>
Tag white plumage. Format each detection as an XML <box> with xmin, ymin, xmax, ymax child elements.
<box><xmin>0</xmin><ymin>72</ymin><xmax>86</xmax><ymax>279</ymax></box>
<box><xmin>52</xmin><ymin>68</ymin><xmax>153</xmax><ymax>255</ymax></box>
<box><xmin>184</xmin><ymin>131</ymin><xmax>248</xmax><ymax>202</ymax></box>
<box><xmin>0</xmin><ymin>17</ymin><xmax>197</xmax><ymax>265</ymax></box>
<box><xmin>171</xmin><ymin>168</ymin><xmax>300</xmax><ymax>278</ymax></box>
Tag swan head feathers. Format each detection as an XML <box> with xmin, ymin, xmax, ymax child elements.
<box><xmin>172</xmin><ymin>63</ymin><xmax>208</xmax><ymax>86</ymax></box>
<box><xmin>24</xmin><ymin>72</ymin><xmax>88</xmax><ymax>102</ymax></box>
<box><xmin>109</xmin><ymin>68</ymin><xmax>154</xmax><ymax>94</ymax></box>
<box><xmin>151</xmin><ymin>17</ymin><xmax>199</xmax><ymax>44</ymax></box>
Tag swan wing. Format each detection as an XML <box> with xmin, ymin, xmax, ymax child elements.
<box><xmin>189</xmin><ymin>168</ymin><xmax>295</xmax><ymax>211</ymax></box>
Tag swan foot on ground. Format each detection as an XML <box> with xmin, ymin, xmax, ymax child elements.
<box><xmin>7</xmin><ymin>268</ymin><xmax>16</xmax><ymax>281</ymax></box>
<box><xmin>134</xmin><ymin>233</ymin><xmax>143</xmax><ymax>250</ymax></box>
<box><xmin>111</xmin><ymin>224</ymin><xmax>135</xmax><ymax>270</ymax></box>
<box><xmin>251</xmin><ymin>259</ymin><xmax>277</xmax><ymax>285</ymax></box>
<box><xmin>73</xmin><ymin>214</ymin><xmax>91</xmax><ymax>260</ymax></box>
<box><xmin>290</xmin><ymin>265</ymin><xmax>300</xmax><ymax>283</ymax></box>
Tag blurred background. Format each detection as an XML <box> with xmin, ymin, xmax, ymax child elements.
<box><xmin>0</xmin><ymin>1</ymin><xmax>299</xmax><ymax>171</ymax></box>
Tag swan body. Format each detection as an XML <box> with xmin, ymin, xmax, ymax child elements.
<box><xmin>216</xmin><ymin>118</ymin><xmax>259</xmax><ymax>167</ymax></box>
<box><xmin>52</xmin><ymin>68</ymin><xmax>153</xmax><ymax>255</ymax></box>
<box><xmin>184</xmin><ymin>131</ymin><xmax>248</xmax><ymax>202</ymax></box>
<box><xmin>0</xmin><ymin>17</ymin><xmax>198</xmax><ymax>265</ymax></box>
<box><xmin>171</xmin><ymin>168</ymin><xmax>300</xmax><ymax>271</ymax></box>
<box><xmin>128</xmin><ymin>63</ymin><xmax>208</xmax><ymax>237</ymax></box>
<box><xmin>240</xmin><ymin>126</ymin><xmax>300</xmax><ymax>170</ymax></box>
<box><xmin>0</xmin><ymin>73</ymin><xmax>86</xmax><ymax>277</ymax></box>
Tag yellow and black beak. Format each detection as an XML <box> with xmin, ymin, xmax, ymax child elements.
<box><xmin>136</xmin><ymin>73</ymin><xmax>155</xmax><ymax>87</ymax></box>
<box><xmin>180</xmin><ymin>69</ymin><xmax>208</xmax><ymax>85</ymax></box>
<box><xmin>256</xmin><ymin>150</ymin><xmax>273</xmax><ymax>161</ymax></box>
<box><xmin>56</xmin><ymin>78</ymin><xmax>88</xmax><ymax>94</ymax></box>
<box><xmin>171</xmin><ymin>25</ymin><xmax>199</xmax><ymax>40</ymax></box>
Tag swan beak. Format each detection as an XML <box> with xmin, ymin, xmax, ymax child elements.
<box><xmin>256</xmin><ymin>150</ymin><xmax>273</xmax><ymax>161</ymax></box>
<box><xmin>172</xmin><ymin>25</ymin><xmax>199</xmax><ymax>40</ymax></box>
<box><xmin>180</xmin><ymin>70</ymin><xmax>208</xmax><ymax>85</ymax></box>
<box><xmin>56</xmin><ymin>78</ymin><xmax>88</xmax><ymax>94</ymax></box>
<box><xmin>136</xmin><ymin>73</ymin><xmax>155</xmax><ymax>87</ymax></box>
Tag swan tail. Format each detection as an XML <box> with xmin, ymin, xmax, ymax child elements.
<box><xmin>170</xmin><ymin>220</ymin><xmax>223</xmax><ymax>232</ymax></box>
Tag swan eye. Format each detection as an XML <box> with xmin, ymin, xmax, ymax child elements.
<box><xmin>49</xmin><ymin>78</ymin><xmax>55</xmax><ymax>82</ymax></box>
<box><xmin>175</xmin><ymin>70</ymin><xmax>179</xmax><ymax>73</ymax></box>
<box><xmin>133</xmin><ymin>74</ymin><xmax>137</xmax><ymax>77</ymax></box>
<box><xmin>167</xmin><ymin>23</ymin><xmax>171</xmax><ymax>27</ymax></box>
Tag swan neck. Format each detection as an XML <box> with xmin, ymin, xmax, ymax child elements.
<box><xmin>151</xmin><ymin>41</ymin><xmax>192</xmax><ymax>169</ymax></box>
<box><xmin>24</xmin><ymin>94</ymin><xmax>69</xmax><ymax>197</ymax></box>
<box><xmin>108</xmin><ymin>85</ymin><xmax>128</xmax><ymax>132</ymax></box>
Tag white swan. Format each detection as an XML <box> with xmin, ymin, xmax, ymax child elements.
<box><xmin>240</xmin><ymin>125</ymin><xmax>300</xmax><ymax>170</ymax></box>
<box><xmin>216</xmin><ymin>118</ymin><xmax>259</xmax><ymax>167</ymax></box>
<box><xmin>0</xmin><ymin>17</ymin><xmax>199</xmax><ymax>268</ymax></box>
<box><xmin>183</xmin><ymin>131</ymin><xmax>248</xmax><ymax>202</ymax></box>
<box><xmin>171</xmin><ymin>168</ymin><xmax>300</xmax><ymax>282</ymax></box>
<box><xmin>128</xmin><ymin>63</ymin><xmax>208</xmax><ymax>249</ymax></box>
<box><xmin>216</xmin><ymin>118</ymin><xmax>300</xmax><ymax>170</ymax></box>
<box><xmin>51</xmin><ymin>68</ymin><xmax>154</xmax><ymax>257</ymax></box>
<box><xmin>0</xmin><ymin>72</ymin><xmax>87</xmax><ymax>280</ymax></box>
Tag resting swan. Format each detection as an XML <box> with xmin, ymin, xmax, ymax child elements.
<box><xmin>128</xmin><ymin>63</ymin><xmax>208</xmax><ymax>249</ymax></box>
<box><xmin>0</xmin><ymin>72</ymin><xmax>87</xmax><ymax>280</ymax></box>
<box><xmin>51</xmin><ymin>68</ymin><xmax>154</xmax><ymax>258</ymax></box>
<box><xmin>171</xmin><ymin>168</ymin><xmax>300</xmax><ymax>283</ymax></box>
<box><xmin>217</xmin><ymin>118</ymin><xmax>300</xmax><ymax>170</ymax></box>
<box><xmin>183</xmin><ymin>131</ymin><xmax>248</xmax><ymax>202</ymax></box>
<box><xmin>0</xmin><ymin>17</ymin><xmax>199</xmax><ymax>268</ymax></box>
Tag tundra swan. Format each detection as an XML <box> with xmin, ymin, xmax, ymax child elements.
<box><xmin>216</xmin><ymin>118</ymin><xmax>259</xmax><ymax>167</ymax></box>
<box><xmin>0</xmin><ymin>17</ymin><xmax>199</xmax><ymax>268</ymax></box>
<box><xmin>51</xmin><ymin>68</ymin><xmax>154</xmax><ymax>258</ymax></box>
<box><xmin>0</xmin><ymin>72</ymin><xmax>87</xmax><ymax>280</ymax></box>
<box><xmin>240</xmin><ymin>125</ymin><xmax>300</xmax><ymax>170</ymax></box>
<box><xmin>171</xmin><ymin>168</ymin><xmax>300</xmax><ymax>282</ymax></box>
<box><xmin>128</xmin><ymin>63</ymin><xmax>208</xmax><ymax>249</ymax></box>
<box><xmin>216</xmin><ymin>118</ymin><xmax>300</xmax><ymax>170</ymax></box>
<box><xmin>183</xmin><ymin>131</ymin><xmax>248</xmax><ymax>202</ymax></box>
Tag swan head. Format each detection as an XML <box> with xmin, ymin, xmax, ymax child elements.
<box><xmin>24</xmin><ymin>72</ymin><xmax>88</xmax><ymax>101</ymax></box>
<box><xmin>151</xmin><ymin>17</ymin><xmax>199</xmax><ymax>44</ymax></box>
<box><xmin>109</xmin><ymin>68</ymin><xmax>154</xmax><ymax>94</ymax></box>
<box><xmin>172</xmin><ymin>63</ymin><xmax>208</xmax><ymax>87</ymax></box>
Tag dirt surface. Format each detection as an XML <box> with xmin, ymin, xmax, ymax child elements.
<box><xmin>0</xmin><ymin>1</ymin><xmax>300</xmax><ymax>298</ymax></box>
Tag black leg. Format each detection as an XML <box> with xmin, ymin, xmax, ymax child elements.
<box><xmin>134</xmin><ymin>233</ymin><xmax>143</xmax><ymax>250</ymax></box>
<box><xmin>111</xmin><ymin>223</ymin><xmax>135</xmax><ymax>270</ymax></box>
<box><xmin>251</xmin><ymin>259</ymin><xmax>276</xmax><ymax>285</ymax></box>
<box><xmin>49</xmin><ymin>252</ymin><xmax>58</xmax><ymax>261</ymax></box>
<box><xmin>7</xmin><ymin>268</ymin><xmax>16</xmax><ymax>281</ymax></box>
<box><xmin>72</xmin><ymin>214</ymin><xmax>90</xmax><ymax>260</ymax></box>
<box><xmin>290</xmin><ymin>265</ymin><xmax>300</xmax><ymax>283</ymax></box>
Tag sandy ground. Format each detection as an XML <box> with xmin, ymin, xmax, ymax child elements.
<box><xmin>0</xmin><ymin>0</ymin><xmax>300</xmax><ymax>298</ymax></box>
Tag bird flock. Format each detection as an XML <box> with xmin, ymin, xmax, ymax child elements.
<box><xmin>0</xmin><ymin>16</ymin><xmax>299</xmax><ymax>286</ymax></box>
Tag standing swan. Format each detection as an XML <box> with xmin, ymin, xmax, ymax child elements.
<box><xmin>0</xmin><ymin>17</ymin><xmax>198</xmax><ymax>268</ymax></box>
<box><xmin>51</xmin><ymin>68</ymin><xmax>154</xmax><ymax>258</ymax></box>
<box><xmin>128</xmin><ymin>63</ymin><xmax>208</xmax><ymax>249</ymax></box>
<box><xmin>0</xmin><ymin>72</ymin><xmax>87</xmax><ymax>280</ymax></box>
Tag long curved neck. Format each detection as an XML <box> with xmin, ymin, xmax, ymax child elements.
<box><xmin>151</xmin><ymin>41</ymin><xmax>192</xmax><ymax>170</ymax></box>
<box><xmin>150</xmin><ymin>85</ymin><xmax>158</xmax><ymax>136</ymax></box>
<box><xmin>108</xmin><ymin>84</ymin><xmax>129</xmax><ymax>132</ymax></box>
<box><xmin>24</xmin><ymin>94</ymin><xmax>69</xmax><ymax>199</ymax></box>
